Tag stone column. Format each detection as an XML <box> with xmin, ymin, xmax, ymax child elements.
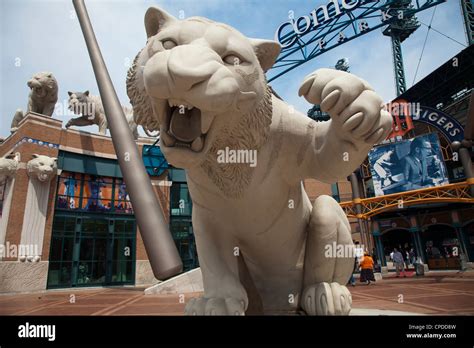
<box><xmin>349</xmin><ymin>172</ymin><xmax>368</xmax><ymax>250</ymax></box>
<box><xmin>409</xmin><ymin>215</ymin><xmax>427</xmax><ymax>267</ymax></box>
<box><xmin>452</xmin><ymin>141</ymin><xmax>474</xmax><ymax>196</ymax></box>
<box><xmin>371</xmin><ymin>221</ymin><xmax>386</xmax><ymax>267</ymax></box>
<box><xmin>18</xmin><ymin>155</ymin><xmax>57</xmax><ymax>262</ymax></box>
<box><xmin>0</xmin><ymin>153</ymin><xmax>20</xmax><ymax>259</ymax></box>
<box><xmin>451</xmin><ymin>210</ymin><xmax>470</xmax><ymax>262</ymax></box>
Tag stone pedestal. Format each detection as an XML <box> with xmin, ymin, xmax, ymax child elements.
<box><xmin>135</xmin><ymin>260</ymin><xmax>159</xmax><ymax>285</ymax></box>
<box><xmin>145</xmin><ymin>268</ymin><xmax>203</xmax><ymax>295</ymax></box>
<box><xmin>0</xmin><ymin>261</ymin><xmax>48</xmax><ymax>293</ymax></box>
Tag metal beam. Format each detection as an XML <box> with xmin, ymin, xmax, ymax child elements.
<box><xmin>339</xmin><ymin>181</ymin><xmax>474</xmax><ymax>219</ymax></box>
<box><xmin>461</xmin><ymin>0</ymin><xmax>474</xmax><ymax>46</ymax></box>
<box><xmin>269</xmin><ymin>0</ymin><xmax>446</xmax><ymax>82</ymax></box>
<box><xmin>391</xmin><ymin>35</ymin><xmax>408</xmax><ymax>95</ymax></box>
<box><xmin>383</xmin><ymin>0</ymin><xmax>421</xmax><ymax>96</ymax></box>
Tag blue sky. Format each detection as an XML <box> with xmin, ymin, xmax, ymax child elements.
<box><xmin>0</xmin><ymin>0</ymin><xmax>468</xmax><ymax>137</ymax></box>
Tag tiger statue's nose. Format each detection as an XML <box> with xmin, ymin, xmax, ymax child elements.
<box><xmin>167</xmin><ymin>45</ymin><xmax>222</xmax><ymax>92</ymax></box>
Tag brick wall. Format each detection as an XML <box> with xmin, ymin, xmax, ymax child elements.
<box><xmin>303</xmin><ymin>178</ymin><xmax>353</xmax><ymax>202</ymax></box>
<box><xmin>0</xmin><ymin>113</ymin><xmax>160</xmax><ymax>265</ymax></box>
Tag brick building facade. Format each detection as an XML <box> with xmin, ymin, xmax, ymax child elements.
<box><xmin>0</xmin><ymin>113</ymin><xmax>169</xmax><ymax>292</ymax></box>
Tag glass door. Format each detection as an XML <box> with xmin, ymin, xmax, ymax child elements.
<box><xmin>76</xmin><ymin>217</ymin><xmax>109</xmax><ymax>286</ymax></box>
<box><xmin>47</xmin><ymin>215</ymin><xmax>76</xmax><ymax>288</ymax></box>
<box><xmin>48</xmin><ymin>214</ymin><xmax>136</xmax><ymax>288</ymax></box>
<box><xmin>109</xmin><ymin>219</ymin><xmax>136</xmax><ymax>284</ymax></box>
<box><xmin>76</xmin><ymin>217</ymin><xmax>135</xmax><ymax>286</ymax></box>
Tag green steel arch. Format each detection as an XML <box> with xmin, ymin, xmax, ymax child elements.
<box><xmin>269</xmin><ymin>0</ymin><xmax>447</xmax><ymax>97</ymax></box>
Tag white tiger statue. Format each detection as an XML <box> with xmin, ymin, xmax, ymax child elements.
<box><xmin>66</xmin><ymin>91</ymin><xmax>157</xmax><ymax>139</ymax></box>
<box><xmin>11</xmin><ymin>72</ymin><xmax>59</xmax><ymax>133</ymax></box>
<box><xmin>0</xmin><ymin>153</ymin><xmax>20</xmax><ymax>183</ymax></box>
<box><xmin>26</xmin><ymin>154</ymin><xmax>57</xmax><ymax>182</ymax></box>
<box><xmin>127</xmin><ymin>7</ymin><xmax>392</xmax><ymax>315</ymax></box>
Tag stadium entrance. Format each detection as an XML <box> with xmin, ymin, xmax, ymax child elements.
<box><xmin>465</xmin><ymin>221</ymin><xmax>474</xmax><ymax>261</ymax></box>
<box><xmin>381</xmin><ymin>228</ymin><xmax>414</xmax><ymax>267</ymax></box>
<box><xmin>422</xmin><ymin>224</ymin><xmax>461</xmax><ymax>270</ymax></box>
<box><xmin>47</xmin><ymin>170</ymin><xmax>137</xmax><ymax>288</ymax></box>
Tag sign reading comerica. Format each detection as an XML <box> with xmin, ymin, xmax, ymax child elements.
<box><xmin>275</xmin><ymin>0</ymin><xmax>370</xmax><ymax>48</ymax></box>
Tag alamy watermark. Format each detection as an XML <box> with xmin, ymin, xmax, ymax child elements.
<box><xmin>217</xmin><ymin>147</ymin><xmax>257</xmax><ymax>167</ymax></box>
<box><xmin>324</xmin><ymin>242</ymin><xmax>365</xmax><ymax>258</ymax></box>
<box><xmin>386</xmin><ymin>100</ymin><xmax>421</xmax><ymax>117</ymax></box>
<box><xmin>18</xmin><ymin>322</ymin><xmax>55</xmax><ymax>341</ymax></box>
<box><xmin>0</xmin><ymin>242</ymin><xmax>39</xmax><ymax>259</ymax></box>
<box><xmin>54</xmin><ymin>98</ymin><xmax>96</xmax><ymax>118</ymax></box>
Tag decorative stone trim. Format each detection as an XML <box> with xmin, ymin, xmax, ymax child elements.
<box><xmin>0</xmin><ymin>153</ymin><xmax>20</xmax><ymax>254</ymax></box>
<box><xmin>19</xmin><ymin>155</ymin><xmax>57</xmax><ymax>261</ymax></box>
<box><xmin>12</xmin><ymin>137</ymin><xmax>59</xmax><ymax>151</ymax></box>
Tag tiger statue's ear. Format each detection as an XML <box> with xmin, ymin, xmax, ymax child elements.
<box><xmin>250</xmin><ymin>39</ymin><xmax>281</xmax><ymax>73</ymax></box>
<box><xmin>144</xmin><ymin>6</ymin><xmax>177</xmax><ymax>38</ymax></box>
<box><xmin>68</xmin><ymin>91</ymin><xmax>73</xmax><ymax>96</ymax></box>
<box><xmin>32</xmin><ymin>154</ymin><xmax>40</xmax><ymax>159</ymax></box>
<box><xmin>84</xmin><ymin>90</ymin><xmax>90</xmax><ymax>96</ymax></box>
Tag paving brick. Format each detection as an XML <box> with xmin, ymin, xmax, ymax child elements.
<box><xmin>0</xmin><ymin>275</ymin><xmax>473</xmax><ymax>315</ymax></box>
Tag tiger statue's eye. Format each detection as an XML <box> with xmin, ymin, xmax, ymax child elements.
<box><xmin>162</xmin><ymin>40</ymin><xmax>177</xmax><ymax>50</ymax></box>
<box><xmin>223</xmin><ymin>54</ymin><xmax>242</xmax><ymax>66</ymax></box>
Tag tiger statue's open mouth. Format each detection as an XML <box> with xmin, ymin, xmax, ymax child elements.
<box><xmin>160</xmin><ymin>101</ymin><xmax>208</xmax><ymax>153</ymax></box>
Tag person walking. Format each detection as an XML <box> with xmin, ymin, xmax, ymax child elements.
<box><xmin>409</xmin><ymin>248</ymin><xmax>416</xmax><ymax>267</ymax></box>
<box><xmin>348</xmin><ymin>241</ymin><xmax>362</xmax><ymax>287</ymax></box>
<box><xmin>403</xmin><ymin>248</ymin><xmax>410</xmax><ymax>271</ymax></box>
<box><xmin>393</xmin><ymin>248</ymin><xmax>407</xmax><ymax>277</ymax></box>
<box><xmin>372</xmin><ymin>248</ymin><xmax>378</xmax><ymax>264</ymax></box>
<box><xmin>348</xmin><ymin>256</ymin><xmax>358</xmax><ymax>287</ymax></box>
<box><xmin>359</xmin><ymin>252</ymin><xmax>376</xmax><ymax>285</ymax></box>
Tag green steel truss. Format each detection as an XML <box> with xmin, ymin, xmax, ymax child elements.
<box><xmin>269</xmin><ymin>0</ymin><xmax>446</xmax><ymax>84</ymax></box>
<box><xmin>383</xmin><ymin>0</ymin><xmax>422</xmax><ymax>96</ymax></box>
<box><xmin>461</xmin><ymin>0</ymin><xmax>474</xmax><ymax>46</ymax></box>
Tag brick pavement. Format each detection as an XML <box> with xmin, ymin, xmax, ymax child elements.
<box><xmin>0</xmin><ymin>271</ymin><xmax>473</xmax><ymax>315</ymax></box>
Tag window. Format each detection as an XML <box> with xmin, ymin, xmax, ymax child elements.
<box><xmin>47</xmin><ymin>216</ymin><xmax>77</xmax><ymax>287</ymax></box>
<box><xmin>56</xmin><ymin>172</ymin><xmax>133</xmax><ymax>214</ymax></box>
<box><xmin>170</xmin><ymin>180</ymin><xmax>198</xmax><ymax>271</ymax></box>
<box><xmin>113</xmin><ymin>179</ymin><xmax>133</xmax><ymax>214</ymax></box>
<box><xmin>331</xmin><ymin>183</ymin><xmax>340</xmax><ymax>202</ymax></box>
<box><xmin>47</xmin><ymin>215</ymin><xmax>136</xmax><ymax>288</ymax></box>
<box><xmin>170</xmin><ymin>219</ymin><xmax>198</xmax><ymax>271</ymax></box>
<box><xmin>170</xmin><ymin>183</ymin><xmax>192</xmax><ymax>216</ymax></box>
<box><xmin>50</xmin><ymin>171</ymin><xmax>137</xmax><ymax>288</ymax></box>
<box><xmin>56</xmin><ymin>173</ymin><xmax>82</xmax><ymax>210</ymax></box>
<box><xmin>78</xmin><ymin>219</ymin><xmax>108</xmax><ymax>285</ymax></box>
<box><xmin>111</xmin><ymin>219</ymin><xmax>135</xmax><ymax>283</ymax></box>
<box><xmin>82</xmin><ymin>175</ymin><xmax>113</xmax><ymax>212</ymax></box>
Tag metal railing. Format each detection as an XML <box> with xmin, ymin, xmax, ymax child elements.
<box><xmin>339</xmin><ymin>181</ymin><xmax>474</xmax><ymax>219</ymax></box>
